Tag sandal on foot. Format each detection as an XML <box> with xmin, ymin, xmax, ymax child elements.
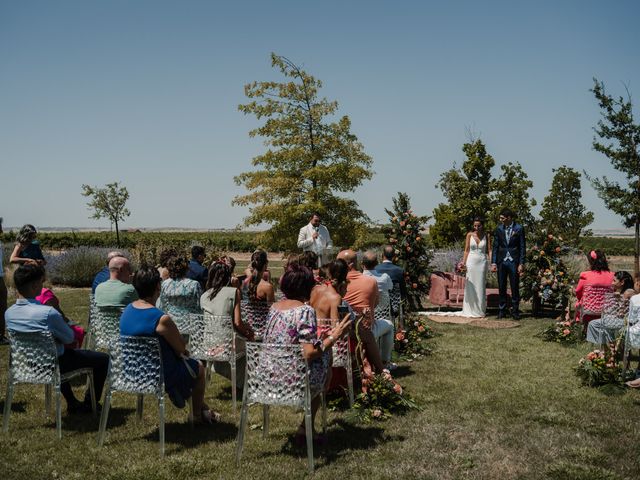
<box><xmin>197</xmin><ymin>408</ymin><xmax>222</xmax><ymax>424</ymax></box>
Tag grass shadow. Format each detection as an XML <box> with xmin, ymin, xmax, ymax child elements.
<box><xmin>391</xmin><ymin>364</ymin><xmax>414</xmax><ymax>379</ymax></box>
<box><xmin>0</xmin><ymin>400</ymin><xmax>27</xmax><ymax>413</ymax></box>
<box><xmin>63</xmin><ymin>406</ymin><xmax>135</xmax><ymax>432</ymax></box>
<box><xmin>143</xmin><ymin>419</ymin><xmax>237</xmax><ymax>451</ymax></box>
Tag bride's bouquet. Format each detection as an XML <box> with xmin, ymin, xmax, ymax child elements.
<box><xmin>455</xmin><ymin>261</ymin><xmax>466</xmax><ymax>276</ymax></box>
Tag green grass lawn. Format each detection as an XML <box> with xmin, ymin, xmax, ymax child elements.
<box><xmin>1</xmin><ymin>289</ymin><xmax>639</xmax><ymax>479</ymax></box>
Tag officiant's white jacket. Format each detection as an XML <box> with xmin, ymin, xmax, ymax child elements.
<box><xmin>297</xmin><ymin>223</ymin><xmax>333</xmax><ymax>264</ymax></box>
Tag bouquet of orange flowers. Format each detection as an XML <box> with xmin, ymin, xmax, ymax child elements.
<box><xmin>575</xmin><ymin>346</ymin><xmax>622</xmax><ymax>387</ymax></box>
<box><xmin>538</xmin><ymin>320</ymin><xmax>581</xmax><ymax>345</ymax></box>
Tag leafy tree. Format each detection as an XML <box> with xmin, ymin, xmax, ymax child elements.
<box><xmin>233</xmin><ymin>53</ymin><xmax>373</xmax><ymax>251</ymax></box>
<box><xmin>81</xmin><ymin>182</ymin><xmax>130</xmax><ymax>247</ymax></box>
<box><xmin>586</xmin><ymin>78</ymin><xmax>640</xmax><ymax>275</ymax></box>
<box><xmin>384</xmin><ymin>192</ymin><xmax>432</xmax><ymax>311</ymax></box>
<box><xmin>539</xmin><ymin>166</ymin><xmax>594</xmax><ymax>246</ymax></box>
<box><xmin>491</xmin><ymin>162</ymin><xmax>537</xmax><ymax>230</ymax></box>
<box><xmin>430</xmin><ymin>140</ymin><xmax>495</xmax><ymax>247</ymax></box>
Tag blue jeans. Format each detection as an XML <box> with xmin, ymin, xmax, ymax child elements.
<box><xmin>497</xmin><ymin>260</ymin><xmax>520</xmax><ymax>315</ymax></box>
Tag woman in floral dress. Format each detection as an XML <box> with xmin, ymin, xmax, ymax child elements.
<box><xmin>263</xmin><ymin>263</ymin><xmax>350</xmax><ymax>441</ymax></box>
<box><xmin>158</xmin><ymin>255</ymin><xmax>202</xmax><ymax>318</ymax></box>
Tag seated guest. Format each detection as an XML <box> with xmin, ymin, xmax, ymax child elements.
<box><xmin>337</xmin><ymin>249</ymin><xmax>393</xmax><ymax>374</ymax></box>
<box><xmin>120</xmin><ymin>266</ymin><xmax>218</xmax><ymax>423</ymax></box>
<box><xmin>310</xmin><ymin>259</ymin><xmax>351</xmax><ymax>321</ymax></box>
<box><xmin>362</xmin><ymin>250</ymin><xmax>393</xmax><ymax>294</ymax></box>
<box><xmin>299</xmin><ymin>251</ymin><xmax>320</xmax><ymax>281</ymax></box>
<box><xmin>201</xmin><ymin>261</ymin><xmax>254</xmax><ymax>387</ymax></box>
<box><xmin>575</xmin><ymin>250</ymin><xmax>615</xmax><ymax>323</ymax></box>
<box><xmin>187</xmin><ymin>245</ymin><xmax>208</xmax><ymax>289</ymax></box>
<box><xmin>243</xmin><ymin>249</ymin><xmax>275</xmax><ymax>302</ymax></box>
<box><xmin>10</xmin><ymin>224</ymin><xmax>46</xmax><ymax>266</ymax></box>
<box><xmin>95</xmin><ymin>256</ymin><xmax>138</xmax><ymax>308</ymax></box>
<box><xmin>263</xmin><ymin>264</ymin><xmax>351</xmax><ymax>442</ymax></box>
<box><xmin>376</xmin><ymin>245</ymin><xmax>408</xmax><ymax>300</ymax></box>
<box><xmin>36</xmin><ymin>286</ymin><xmax>85</xmax><ymax>348</ymax></box>
<box><xmin>5</xmin><ymin>264</ymin><xmax>109</xmax><ymax>413</ymax></box>
<box><xmin>157</xmin><ymin>247</ymin><xmax>179</xmax><ymax>281</ymax></box>
<box><xmin>586</xmin><ymin>271</ymin><xmax>634</xmax><ymax>346</ymax></box>
<box><xmin>92</xmin><ymin>251</ymin><xmax>125</xmax><ymax>294</ymax></box>
<box><xmin>220</xmin><ymin>254</ymin><xmax>240</xmax><ymax>288</ymax></box>
<box><xmin>158</xmin><ymin>255</ymin><xmax>202</xmax><ymax>316</ymax></box>
<box><xmin>624</xmin><ymin>274</ymin><xmax>640</xmax><ymax>388</ymax></box>
<box><xmin>361</xmin><ymin>250</ymin><xmax>395</xmax><ymax>369</ymax></box>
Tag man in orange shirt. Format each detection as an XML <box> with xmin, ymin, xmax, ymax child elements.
<box><xmin>338</xmin><ymin>249</ymin><xmax>392</xmax><ymax>373</ymax></box>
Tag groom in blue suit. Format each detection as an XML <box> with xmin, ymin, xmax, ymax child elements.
<box><xmin>491</xmin><ymin>208</ymin><xmax>526</xmax><ymax>320</ymax></box>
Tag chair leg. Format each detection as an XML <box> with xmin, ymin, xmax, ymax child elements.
<box><xmin>205</xmin><ymin>361</ymin><xmax>211</xmax><ymax>385</ymax></box>
<box><xmin>262</xmin><ymin>405</ymin><xmax>270</xmax><ymax>439</ymax></box>
<box><xmin>346</xmin><ymin>354</ymin><xmax>355</xmax><ymax>407</ymax></box>
<box><xmin>158</xmin><ymin>395</ymin><xmax>165</xmax><ymax>457</ymax></box>
<box><xmin>304</xmin><ymin>401</ymin><xmax>314</xmax><ymax>473</ymax></box>
<box><xmin>55</xmin><ymin>385</ymin><xmax>62</xmax><ymax>440</ymax></box>
<box><xmin>230</xmin><ymin>360</ymin><xmax>237</xmax><ymax>411</ymax></box>
<box><xmin>188</xmin><ymin>397</ymin><xmax>194</xmax><ymax>427</ymax></box>
<box><xmin>45</xmin><ymin>384</ymin><xmax>52</xmax><ymax>417</ymax></box>
<box><xmin>97</xmin><ymin>390</ymin><xmax>112</xmax><ymax>447</ymax></box>
<box><xmin>235</xmin><ymin>401</ymin><xmax>250</xmax><ymax>466</ymax></box>
<box><xmin>2</xmin><ymin>381</ymin><xmax>14</xmax><ymax>433</ymax></box>
<box><xmin>87</xmin><ymin>372</ymin><xmax>97</xmax><ymax>417</ymax></box>
<box><xmin>321</xmin><ymin>392</ymin><xmax>327</xmax><ymax>435</ymax></box>
<box><xmin>137</xmin><ymin>394</ymin><xmax>144</xmax><ymax>421</ymax></box>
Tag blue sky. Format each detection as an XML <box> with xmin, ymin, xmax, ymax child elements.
<box><xmin>1</xmin><ymin>0</ymin><xmax>638</xmax><ymax>231</ymax></box>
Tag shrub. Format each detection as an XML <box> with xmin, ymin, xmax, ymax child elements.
<box><xmin>46</xmin><ymin>247</ymin><xmax>129</xmax><ymax>287</ymax></box>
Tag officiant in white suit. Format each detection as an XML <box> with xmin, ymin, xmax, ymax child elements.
<box><xmin>297</xmin><ymin>212</ymin><xmax>333</xmax><ymax>267</ymax></box>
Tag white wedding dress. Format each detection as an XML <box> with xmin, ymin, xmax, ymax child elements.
<box><xmin>428</xmin><ymin>235</ymin><xmax>488</xmax><ymax>318</ymax></box>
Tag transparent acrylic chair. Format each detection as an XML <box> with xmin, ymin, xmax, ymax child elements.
<box><xmin>374</xmin><ymin>290</ymin><xmax>392</xmax><ymax>324</ymax></box>
<box><xmin>390</xmin><ymin>283</ymin><xmax>404</xmax><ymax>329</ymax></box>
<box><xmin>97</xmin><ymin>335</ymin><xmax>193</xmax><ymax>456</ymax></box>
<box><xmin>190</xmin><ymin>313</ymin><xmax>244</xmax><ymax>410</ymax></box>
<box><xmin>3</xmin><ymin>330</ymin><xmax>97</xmax><ymax>439</ymax></box>
<box><xmin>86</xmin><ymin>306</ymin><xmax>123</xmax><ymax>351</ymax></box>
<box><xmin>621</xmin><ymin>302</ymin><xmax>640</xmax><ymax>381</ymax></box>
<box><xmin>167</xmin><ymin>309</ymin><xmax>202</xmax><ymax>337</ymax></box>
<box><xmin>317</xmin><ymin>318</ymin><xmax>354</xmax><ymax>406</ymax></box>
<box><xmin>236</xmin><ymin>342</ymin><xmax>326</xmax><ymax>474</ymax></box>
<box><xmin>240</xmin><ymin>300</ymin><xmax>272</xmax><ymax>340</ymax></box>
<box><xmin>84</xmin><ymin>293</ymin><xmax>98</xmax><ymax>348</ymax></box>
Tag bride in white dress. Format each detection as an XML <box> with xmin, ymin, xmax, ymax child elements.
<box><xmin>429</xmin><ymin>218</ymin><xmax>491</xmax><ymax>318</ymax></box>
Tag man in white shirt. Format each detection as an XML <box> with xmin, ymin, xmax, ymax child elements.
<box><xmin>0</xmin><ymin>217</ymin><xmax>7</xmax><ymax>344</ymax></box>
<box><xmin>297</xmin><ymin>212</ymin><xmax>333</xmax><ymax>267</ymax></box>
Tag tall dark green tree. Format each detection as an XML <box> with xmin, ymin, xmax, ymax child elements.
<box><xmin>430</xmin><ymin>140</ymin><xmax>495</xmax><ymax>247</ymax></box>
<box><xmin>539</xmin><ymin>166</ymin><xmax>594</xmax><ymax>246</ymax></box>
<box><xmin>233</xmin><ymin>53</ymin><xmax>373</xmax><ymax>251</ymax></box>
<box><xmin>492</xmin><ymin>162</ymin><xmax>537</xmax><ymax>230</ymax></box>
<box><xmin>586</xmin><ymin>78</ymin><xmax>640</xmax><ymax>275</ymax></box>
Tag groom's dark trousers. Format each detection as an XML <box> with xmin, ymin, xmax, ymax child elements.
<box><xmin>498</xmin><ymin>259</ymin><xmax>520</xmax><ymax>316</ymax></box>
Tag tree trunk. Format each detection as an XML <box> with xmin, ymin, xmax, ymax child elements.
<box><xmin>115</xmin><ymin>219</ymin><xmax>120</xmax><ymax>247</ymax></box>
<box><xmin>635</xmin><ymin>218</ymin><xmax>639</xmax><ymax>277</ymax></box>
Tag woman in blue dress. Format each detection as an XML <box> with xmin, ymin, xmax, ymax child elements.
<box><xmin>10</xmin><ymin>224</ymin><xmax>46</xmax><ymax>266</ymax></box>
<box><xmin>120</xmin><ymin>266</ymin><xmax>220</xmax><ymax>424</ymax></box>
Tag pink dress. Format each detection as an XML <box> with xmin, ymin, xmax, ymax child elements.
<box><xmin>574</xmin><ymin>270</ymin><xmax>615</xmax><ymax>322</ymax></box>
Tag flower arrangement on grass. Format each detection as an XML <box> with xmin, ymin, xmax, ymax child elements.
<box><xmin>521</xmin><ymin>231</ymin><xmax>573</xmax><ymax>313</ymax></box>
<box><xmin>346</xmin><ymin>371</ymin><xmax>420</xmax><ymax>423</ymax></box>
<box><xmin>384</xmin><ymin>192</ymin><xmax>433</xmax><ymax>311</ymax></box>
<box><xmin>394</xmin><ymin>314</ymin><xmax>435</xmax><ymax>360</ymax></box>
<box><xmin>575</xmin><ymin>346</ymin><xmax>622</xmax><ymax>387</ymax></box>
<box><xmin>538</xmin><ymin>319</ymin><xmax>581</xmax><ymax>345</ymax></box>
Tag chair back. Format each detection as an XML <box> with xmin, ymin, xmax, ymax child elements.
<box><xmin>317</xmin><ymin>318</ymin><xmax>350</xmax><ymax>368</ymax></box>
<box><xmin>374</xmin><ymin>290</ymin><xmax>391</xmax><ymax>322</ymax></box>
<box><xmin>390</xmin><ymin>283</ymin><xmax>402</xmax><ymax>312</ymax></box>
<box><xmin>7</xmin><ymin>330</ymin><xmax>60</xmax><ymax>385</ymax></box>
<box><xmin>241</xmin><ymin>300</ymin><xmax>272</xmax><ymax>339</ymax></box>
<box><xmin>581</xmin><ymin>285</ymin><xmax>613</xmax><ymax>314</ymax></box>
<box><xmin>190</xmin><ymin>313</ymin><xmax>235</xmax><ymax>362</ymax></box>
<box><xmin>109</xmin><ymin>335</ymin><xmax>164</xmax><ymax>396</ymax></box>
<box><xmin>92</xmin><ymin>306</ymin><xmax>123</xmax><ymax>351</ymax></box>
<box><xmin>167</xmin><ymin>309</ymin><xmax>202</xmax><ymax>335</ymax></box>
<box><xmin>600</xmin><ymin>293</ymin><xmax>629</xmax><ymax>328</ymax></box>
<box><xmin>244</xmin><ymin>342</ymin><xmax>308</xmax><ymax>409</ymax></box>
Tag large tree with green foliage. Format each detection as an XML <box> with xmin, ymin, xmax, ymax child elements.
<box><xmin>233</xmin><ymin>54</ymin><xmax>373</xmax><ymax>251</ymax></box>
<box><xmin>539</xmin><ymin>166</ymin><xmax>594</xmax><ymax>246</ymax></box>
<box><xmin>430</xmin><ymin>140</ymin><xmax>495</xmax><ymax>247</ymax></box>
<box><xmin>430</xmin><ymin>139</ymin><xmax>536</xmax><ymax>247</ymax></box>
<box><xmin>586</xmin><ymin>78</ymin><xmax>640</xmax><ymax>275</ymax></box>
<box><xmin>81</xmin><ymin>182</ymin><xmax>130</xmax><ymax>247</ymax></box>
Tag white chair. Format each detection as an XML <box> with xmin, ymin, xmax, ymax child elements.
<box><xmin>86</xmin><ymin>306</ymin><xmax>123</xmax><ymax>352</ymax></box>
<box><xmin>390</xmin><ymin>283</ymin><xmax>404</xmax><ymax>329</ymax></box>
<box><xmin>317</xmin><ymin>318</ymin><xmax>354</xmax><ymax>406</ymax></box>
<box><xmin>240</xmin><ymin>299</ymin><xmax>272</xmax><ymax>340</ymax></box>
<box><xmin>374</xmin><ymin>290</ymin><xmax>392</xmax><ymax>324</ymax></box>
<box><xmin>621</xmin><ymin>302</ymin><xmax>640</xmax><ymax>381</ymax></box>
<box><xmin>3</xmin><ymin>330</ymin><xmax>96</xmax><ymax>439</ymax></box>
<box><xmin>236</xmin><ymin>342</ymin><xmax>326</xmax><ymax>474</ymax></box>
<box><xmin>97</xmin><ymin>335</ymin><xmax>193</xmax><ymax>456</ymax></box>
<box><xmin>190</xmin><ymin>313</ymin><xmax>244</xmax><ymax>410</ymax></box>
